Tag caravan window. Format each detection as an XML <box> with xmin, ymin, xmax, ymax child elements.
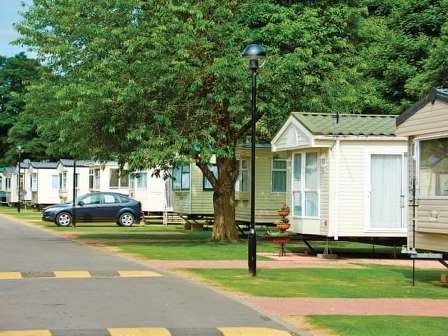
<box><xmin>292</xmin><ymin>152</ymin><xmax>319</xmax><ymax>217</ymax></box>
<box><xmin>110</xmin><ymin>169</ymin><xmax>129</xmax><ymax>188</ymax></box>
<box><xmin>419</xmin><ymin>137</ymin><xmax>448</xmax><ymax>197</ymax></box>
<box><xmin>59</xmin><ymin>172</ymin><xmax>67</xmax><ymax>191</ymax></box>
<box><xmin>235</xmin><ymin>160</ymin><xmax>249</xmax><ymax>192</ymax></box>
<box><xmin>172</xmin><ymin>164</ymin><xmax>190</xmax><ymax>191</ymax></box>
<box><xmin>52</xmin><ymin>175</ymin><xmax>59</xmax><ymax>189</ymax></box>
<box><xmin>272</xmin><ymin>158</ymin><xmax>287</xmax><ymax>192</ymax></box>
<box><xmin>89</xmin><ymin>168</ymin><xmax>101</xmax><ymax>190</ymax></box>
<box><xmin>203</xmin><ymin>165</ymin><xmax>218</xmax><ymax>191</ymax></box>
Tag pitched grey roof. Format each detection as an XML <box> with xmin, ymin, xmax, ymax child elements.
<box><xmin>30</xmin><ymin>161</ymin><xmax>58</xmax><ymax>169</ymax></box>
<box><xmin>3</xmin><ymin>167</ymin><xmax>16</xmax><ymax>174</ymax></box>
<box><xmin>397</xmin><ymin>88</ymin><xmax>448</xmax><ymax>126</ymax></box>
<box><xmin>291</xmin><ymin>113</ymin><xmax>397</xmax><ymax>136</ymax></box>
<box><xmin>58</xmin><ymin>159</ymin><xmax>96</xmax><ymax>167</ymax></box>
<box><xmin>19</xmin><ymin>162</ymin><xmax>30</xmax><ymax>169</ymax></box>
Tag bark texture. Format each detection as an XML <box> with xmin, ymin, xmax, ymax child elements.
<box><xmin>197</xmin><ymin>156</ymin><xmax>238</xmax><ymax>241</ymax></box>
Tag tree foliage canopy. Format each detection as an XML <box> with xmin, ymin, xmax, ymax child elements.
<box><xmin>14</xmin><ymin>0</ymin><xmax>381</xmax><ymax>170</ymax></box>
<box><xmin>0</xmin><ymin>53</ymin><xmax>42</xmax><ymax>165</ymax></box>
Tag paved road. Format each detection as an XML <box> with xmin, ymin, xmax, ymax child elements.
<box><xmin>0</xmin><ymin>215</ymin><xmax>295</xmax><ymax>335</ymax></box>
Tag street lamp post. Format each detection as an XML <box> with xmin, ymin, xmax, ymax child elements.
<box><xmin>72</xmin><ymin>159</ymin><xmax>77</xmax><ymax>228</ymax></box>
<box><xmin>16</xmin><ymin>145</ymin><xmax>23</xmax><ymax>213</ymax></box>
<box><xmin>242</xmin><ymin>42</ymin><xmax>266</xmax><ymax>277</ymax></box>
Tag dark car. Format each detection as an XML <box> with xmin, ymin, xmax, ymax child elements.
<box><xmin>42</xmin><ymin>192</ymin><xmax>142</xmax><ymax>227</ymax></box>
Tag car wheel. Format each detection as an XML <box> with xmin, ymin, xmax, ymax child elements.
<box><xmin>118</xmin><ymin>212</ymin><xmax>134</xmax><ymax>227</ymax></box>
<box><xmin>56</xmin><ymin>212</ymin><xmax>72</xmax><ymax>227</ymax></box>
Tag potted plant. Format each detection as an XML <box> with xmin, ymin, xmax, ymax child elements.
<box><xmin>276</xmin><ymin>217</ymin><xmax>290</xmax><ymax>232</ymax></box>
<box><xmin>277</xmin><ymin>203</ymin><xmax>290</xmax><ymax>217</ymax></box>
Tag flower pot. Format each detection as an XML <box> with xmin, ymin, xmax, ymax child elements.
<box><xmin>277</xmin><ymin>210</ymin><xmax>289</xmax><ymax>217</ymax></box>
<box><xmin>276</xmin><ymin>223</ymin><xmax>291</xmax><ymax>232</ymax></box>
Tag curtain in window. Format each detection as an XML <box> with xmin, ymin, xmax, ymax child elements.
<box><xmin>110</xmin><ymin>169</ymin><xmax>119</xmax><ymax>188</ymax></box>
<box><xmin>272</xmin><ymin>159</ymin><xmax>287</xmax><ymax>192</ymax></box>
<box><xmin>137</xmin><ymin>173</ymin><xmax>148</xmax><ymax>189</ymax></box>
<box><xmin>172</xmin><ymin>167</ymin><xmax>181</xmax><ymax>190</ymax></box>
<box><xmin>370</xmin><ymin>154</ymin><xmax>402</xmax><ymax>229</ymax></box>
<box><xmin>235</xmin><ymin>160</ymin><xmax>240</xmax><ymax>193</ymax></box>
<box><xmin>181</xmin><ymin>164</ymin><xmax>190</xmax><ymax>190</ymax></box>
<box><xmin>51</xmin><ymin>175</ymin><xmax>59</xmax><ymax>189</ymax></box>
<box><xmin>293</xmin><ymin>191</ymin><xmax>302</xmax><ymax>216</ymax></box>
<box><xmin>305</xmin><ymin>153</ymin><xmax>318</xmax><ymax>216</ymax></box>
<box><xmin>420</xmin><ymin>137</ymin><xmax>448</xmax><ymax>197</ymax></box>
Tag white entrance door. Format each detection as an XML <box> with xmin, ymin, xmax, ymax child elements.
<box><xmin>369</xmin><ymin>154</ymin><xmax>404</xmax><ymax>229</ymax></box>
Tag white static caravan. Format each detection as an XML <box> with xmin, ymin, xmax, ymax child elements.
<box><xmin>56</xmin><ymin>160</ymin><xmax>95</xmax><ymax>203</ymax></box>
<box><xmin>0</xmin><ymin>167</ymin><xmax>14</xmax><ymax>204</ymax></box>
<box><xmin>8</xmin><ymin>162</ymin><xmax>32</xmax><ymax>205</ymax></box>
<box><xmin>27</xmin><ymin>162</ymin><xmax>59</xmax><ymax>207</ymax></box>
<box><xmin>271</xmin><ymin>112</ymin><xmax>408</xmax><ymax>241</ymax></box>
<box><xmin>396</xmin><ymin>88</ymin><xmax>448</xmax><ymax>254</ymax></box>
<box><xmin>129</xmin><ymin>170</ymin><xmax>173</xmax><ymax>214</ymax></box>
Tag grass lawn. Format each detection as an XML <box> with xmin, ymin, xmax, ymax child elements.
<box><xmin>188</xmin><ymin>265</ymin><xmax>448</xmax><ymax>298</ymax></box>
<box><xmin>307</xmin><ymin>315</ymin><xmax>448</xmax><ymax>336</ymax></box>
<box><xmin>110</xmin><ymin>241</ymin><xmax>277</xmax><ymax>260</ymax></box>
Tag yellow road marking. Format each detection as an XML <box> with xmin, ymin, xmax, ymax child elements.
<box><xmin>0</xmin><ymin>272</ymin><xmax>22</xmax><ymax>280</ymax></box>
<box><xmin>53</xmin><ymin>271</ymin><xmax>91</xmax><ymax>278</ymax></box>
<box><xmin>107</xmin><ymin>328</ymin><xmax>171</xmax><ymax>336</ymax></box>
<box><xmin>218</xmin><ymin>327</ymin><xmax>292</xmax><ymax>336</ymax></box>
<box><xmin>118</xmin><ymin>271</ymin><xmax>162</xmax><ymax>278</ymax></box>
<box><xmin>0</xmin><ymin>330</ymin><xmax>52</xmax><ymax>336</ymax></box>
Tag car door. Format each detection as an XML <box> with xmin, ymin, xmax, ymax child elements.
<box><xmin>99</xmin><ymin>194</ymin><xmax>122</xmax><ymax>221</ymax></box>
<box><xmin>76</xmin><ymin>193</ymin><xmax>103</xmax><ymax>221</ymax></box>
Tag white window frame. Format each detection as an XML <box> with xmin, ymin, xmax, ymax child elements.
<box><xmin>271</xmin><ymin>158</ymin><xmax>287</xmax><ymax>193</ymax></box>
<box><xmin>235</xmin><ymin>159</ymin><xmax>249</xmax><ymax>193</ymax></box>
<box><xmin>5</xmin><ymin>177</ymin><xmax>11</xmax><ymax>191</ymax></box>
<box><xmin>415</xmin><ymin>135</ymin><xmax>448</xmax><ymax>200</ymax></box>
<box><xmin>0</xmin><ymin>176</ymin><xmax>3</xmax><ymax>191</ymax></box>
<box><xmin>31</xmin><ymin>174</ymin><xmax>38</xmax><ymax>191</ymax></box>
<box><xmin>172</xmin><ymin>164</ymin><xmax>190</xmax><ymax>191</ymax></box>
<box><xmin>89</xmin><ymin>168</ymin><xmax>101</xmax><ymax>190</ymax></box>
<box><xmin>109</xmin><ymin>168</ymin><xmax>129</xmax><ymax>189</ymax></box>
<box><xmin>59</xmin><ymin>171</ymin><xmax>67</xmax><ymax>191</ymax></box>
<box><xmin>291</xmin><ymin>151</ymin><xmax>320</xmax><ymax>219</ymax></box>
<box><xmin>131</xmin><ymin>171</ymin><xmax>148</xmax><ymax>190</ymax></box>
<box><xmin>51</xmin><ymin>175</ymin><xmax>59</xmax><ymax>190</ymax></box>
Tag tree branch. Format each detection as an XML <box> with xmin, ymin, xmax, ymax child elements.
<box><xmin>194</xmin><ymin>154</ymin><xmax>218</xmax><ymax>190</ymax></box>
<box><xmin>235</xmin><ymin>110</ymin><xmax>266</xmax><ymax>140</ymax></box>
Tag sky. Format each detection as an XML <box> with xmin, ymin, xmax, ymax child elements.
<box><xmin>0</xmin><ymin>0</ymin><xmax>31</xmax><ymax>57</ymax></box>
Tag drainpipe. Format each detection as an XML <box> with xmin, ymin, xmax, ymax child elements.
<box><xmin>333</xmin><ymin>137</ymin><xmax>340</xmax><ymax>241</ymax></box>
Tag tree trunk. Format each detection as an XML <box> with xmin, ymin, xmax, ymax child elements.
<box><xmin>211</xmin><ymin>157</ymin><xmax>238</xmax><ymax>241</ymax></box>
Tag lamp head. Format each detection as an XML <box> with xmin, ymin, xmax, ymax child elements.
<box><xmin>16</xmin><ymin>145</ymin><xmax>22</xmax><ymax>153</ymax></box>
<box><xmin>242</xmin><ymin>42</ymin><xmax>266</xmax><ymax>61</ymax></box>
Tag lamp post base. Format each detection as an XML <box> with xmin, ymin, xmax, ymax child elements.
<box><xmin>248</xmin><ymin>229</ymin><xmax>257</xmax><ymax>276</ymax></box>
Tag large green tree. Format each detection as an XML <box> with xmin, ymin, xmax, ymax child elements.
<box><xmin>0</xmin><ymin>53</ymin><xmax>42</xmax><ymax>165</ymax></box>
<box><xmin>17</xmin><ymin>0</ymin><xmax>379</xmax><ymax>240</ymax></box>
<box><xmin>363</xmin><ymin>0</ymin><xmax>448</xmax><ymax>113</ymax></box>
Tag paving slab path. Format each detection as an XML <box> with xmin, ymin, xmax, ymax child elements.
<box><xmin>139</xmin><ymin>254</ymin><xmax>445</xmax><ymax>270</ymax></box>
<box><xmin>245</xmin><ymin>297</ymin><xmax>448</xmax><ymax>317</ymax></box>
<box><xmin>141</xmin><ymin>260</ymin><xmax>365</xmax><ymax>269</ymax></box>
<box><xmin>0</xmin><ymin>214</ymin><xmax>295</xmax><ymax>335</ymax></box>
